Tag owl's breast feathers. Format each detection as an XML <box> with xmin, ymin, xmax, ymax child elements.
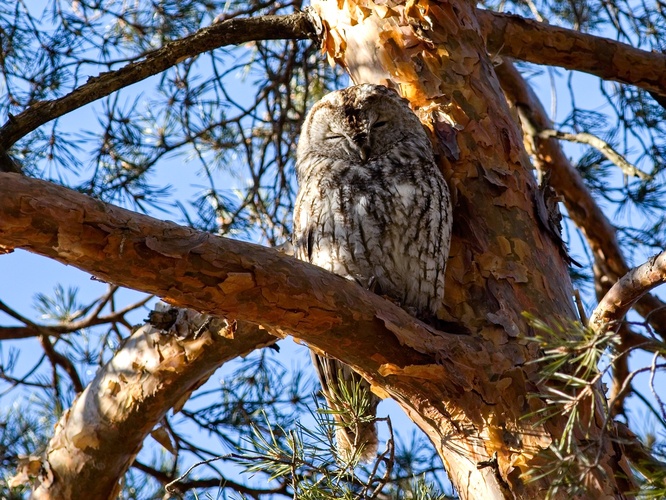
<box><xmin>294</xmin><ymin>151</ymin><xmax>449</xmax><ymax>317</ymax></box>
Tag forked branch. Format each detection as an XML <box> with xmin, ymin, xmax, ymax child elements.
<box><xmin>16</xmin><ymin>305</ymin><xmax>275</xmax><ymax>499</ymax></box>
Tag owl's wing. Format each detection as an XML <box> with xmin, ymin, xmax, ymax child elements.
<box><xmin>311</xmin><ymin>350</ymin><xmax>380</xmax><ymax>462</ymax></box>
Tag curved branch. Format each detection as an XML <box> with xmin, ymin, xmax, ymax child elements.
<box><xmin>536</xmin><ymin>129</ymin><xmax>649</xmax><ymax>180</ymax></box>
<box><xmin>0</xmin><ymin>292</ymin><xmax>151</xmax><ymax>340</ymax></box>
<box><xmin>3</xmin><ymin>9</ymin><xmax>665</xmax><ymax>155</ymax></box>
<box><xmin>479</xmin><ymin>10</ymin><xmax>666</xmax><ymax>99</ymax></box>
<box><xmin>22</xmin><ymin>306</ymin><xmax>276</xmax><ymax>499</ymax></box>
<box><xmin>0</xmin><ymin>172</ymin><xmax>464</xmax><ymax>362</ymax></box>
<box><xmin>0</xmin><ymin>171</ymin><xmax>520</xmax><ymax>497</ymax></box>
<box><xmin>0</xmin><ymin>12</ymin><xmax>315</xmax><ymax>149</ymax></box>
<box><xmin>494</xmin><ymin>59</ymin><xmax>666</xmax><ymax>340</ymax></box>
<box><xmin>589</xmin><ymin>251</ymin><xmax>666</xmax><ymax>334</ymax></box>
<box><xmin>132</xmin><ymin>459</ymin><xmax>289</xmax><ymax>497</ymax></box>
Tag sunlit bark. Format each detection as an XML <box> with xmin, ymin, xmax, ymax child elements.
<box><xmin>23</xmin><ymin>303</ymin><xmax>274</xmax><ymax>499</ymax></box>
<box><xmin>310</xmin><ymin>0</ymin><xmax>634</xmax><ymax>496</ymax></box>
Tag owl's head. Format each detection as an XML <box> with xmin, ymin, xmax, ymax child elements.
<box><xmin>296</xmin><ymin>84</ymin><xmax>430</xmax><ymax>169</ymax></box>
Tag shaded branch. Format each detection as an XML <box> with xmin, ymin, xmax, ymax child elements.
<box><xmin>494</xmin><ymin>59</ymin><xmax>666</xmax><ymax>340</ymax></box>
<box><xmin>0</xmin><ymin>292</ymin><xmax>152</xmax><ymax>340</ymax></box>
<box><xmin>589</xmin><ymin>250</ymin><xmax>666</xmax><ymax>334</ymax></box>
<box><xmin>479</xmin><ymin>10</ymin><xmax>666</xmax><ymax>99</ymax></box>
<box><xmin>38</xmin><ymin>334</ymin><xmax>84</xmax><ymax>393</ymax></box>
<box><xmin>0</xmin><ymin>12</ymin><xmax>316</xmax><ymax>149</ymax></box>
<box><xmin>133</xmin><ymin>458</ymin><xmax>290</xmax><ymax>497</ymax></box>
<box><xmin>613</xmin><ymin>422</ymin><xmax>666</xmax><ymax>489</ymax></box>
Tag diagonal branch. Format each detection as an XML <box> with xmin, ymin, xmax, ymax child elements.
<box><xmin>494</xmin><ymin>59</ymin><xmax>666</xmax><ymax>340</ymax></box>
<box><xmin>0</xmin><ymin>172</ymin><xmax>476</xmax><ymax>384</ymax></box>
<box><xmin>536</xmin><ymin>129</ymin><xmax>650</xmax><ymax>180</ymax></box>
<box><xmin>3</xmin><ymin>9</ymin><xmax>666</xmax><ymax>156</ymax></box>
<box><xmin>0</xmin><ymin>12</ymin><xmax>316</xmax><ymax>149</ymax></box>
<box><xmin>478</xmin><ymin>10</ymin><xmax>666</xmax><ymax>99</ymax></box>
<box><xmin>0</xmin><ymin>291</ymin><xmax>152</xmax><ymax>340</ymax></box>
<box><xmin>589</xmin><ymin>250</ymin><xmax>666</xmax><ymax>334</ymax></box>
<box><xmin>22</xmin><ymin>306</ymin><xmax>276</xmax><ymax>499</ymax></box>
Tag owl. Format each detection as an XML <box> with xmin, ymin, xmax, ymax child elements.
<box><xmin>293</xmin><ymin>84</ymin><xmax>452</xmax><ymax>461</ymax></box>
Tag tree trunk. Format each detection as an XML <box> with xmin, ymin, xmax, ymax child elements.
<box><xmin>312</xmin><ymin>0</ymin><xmax>633</xmax><ymax>496</ymax></box>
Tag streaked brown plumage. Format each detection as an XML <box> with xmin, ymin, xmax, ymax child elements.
<box><xmin>293</xmin><ymin>84</ymin><xmax>452</xmax><ymax>461</ymax></box>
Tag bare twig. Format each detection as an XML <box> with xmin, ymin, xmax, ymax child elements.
<box><xmin>39</xmin><ymin>334</ymin><xmax>84</xmax><ymax>393</ymax></box>
<box><xmin>0</xmin><ymin>292</ymin><xmax>152</xmax><ymax>340</ymax></box>
<box><xmin>537</xmin><ymin>129</ymin><xmax>650</xmax><ymax>180</ymax></box>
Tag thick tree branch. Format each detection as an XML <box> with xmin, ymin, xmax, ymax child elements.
<box><xmin>0</xmin><ymin>171</ymin><xmax>546</xmax><ymax>497</ymax></box>
<box><xmin>495</xmin><ymin>59</ymin><xmax>666</xmax><ymax>339</ymax></box>
<box><xmin>0</xmin><ymin>173</ymin><xmax>467</xmax><ymax>363</ymax></box>
<box><xmin>2</xmin><ymin>9</ymin><xmax>664</xmax><ymax>155</ymax></box>
<box><xmin>478</xmin><ymin>10</ymin><xmax>666</xmax><ymax>99</ymax></box>
<box><xmin>589</xmin><ymin>251</ymin><xmax>666</xmax><ymax>334</ymax></box>
<box><xmin>22</xmin><ymin>306</ymin><xmax>276</xmax><ymax>499</ymax></box>
<box><xmin>0</xmin><ymin>12</ymin><xmax>315</xmax><ymax>149</ymax></box>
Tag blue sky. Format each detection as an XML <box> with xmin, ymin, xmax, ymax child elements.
<box><xmin>1</xmin><ymin>7</ymin><xmax>665</xmax><ymax>493</ymax></box>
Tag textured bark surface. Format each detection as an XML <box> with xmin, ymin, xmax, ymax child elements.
<box><xmin>0</xmin><ymin>172</ymin><xmax>512</xmax><ymax>497</ymax></box>
<box><xmin>311</xmin><ymin>0</ymin><xmax>632</xmax><ymax>497</ymax></box>
<box><xmin>0</xmin><ymin>2</ymin><xmax>655</xmax><ymax>497</ymax></box>
<box><xmin>478</xmin><ymin>10</ymin><xmax>666</xmax><ymax>100</ymax></box>
<box><xmin>24</xmin><ymin>306</ymin><xmax>274</xmax><ymax>499</ymax></box>
<box><xmin>494</xmin><ymin>60</ymin><xmax>666</xmax><ymax>340</ymax></box>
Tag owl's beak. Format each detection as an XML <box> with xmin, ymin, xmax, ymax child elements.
<box><xmin>351</xmin><ymin>133</ymin><xmax>371</xmax><ymax>163</ymax></box>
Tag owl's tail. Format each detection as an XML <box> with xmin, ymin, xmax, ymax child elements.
<box><xmin>311</xmin><ymin>351</ymin><xmax>380</xmax><ymax>462</ymax></box>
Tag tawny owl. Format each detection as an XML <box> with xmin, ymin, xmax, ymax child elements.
<box><xmin>293</xmin><ymin>84</ymin><xmax>452</xmax><ymax>461</ymax></box>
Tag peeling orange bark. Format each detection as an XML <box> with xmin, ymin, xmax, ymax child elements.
<box><xmin>0</xmin><ymin>172</ymin><xmax>530</xmax><ymax>497</ymax></box>
<box><xmin>25</xmin><ymin>307</ymin><xmax>274</xmax><ymax>499</ymax></box>
<box><xmin>495</xmin><ymin>59</ymin><xmax>666</xmax><ymax>340</ymax></box>
<box><xmin>0</xmin><ymin>2</ymin><xmax>647</xmax><ymax>497</ymax></box>
<box><xmin>311</xmin><ymin>0</ymin><xmax>633</xmax><ymax>497</ymax></box>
